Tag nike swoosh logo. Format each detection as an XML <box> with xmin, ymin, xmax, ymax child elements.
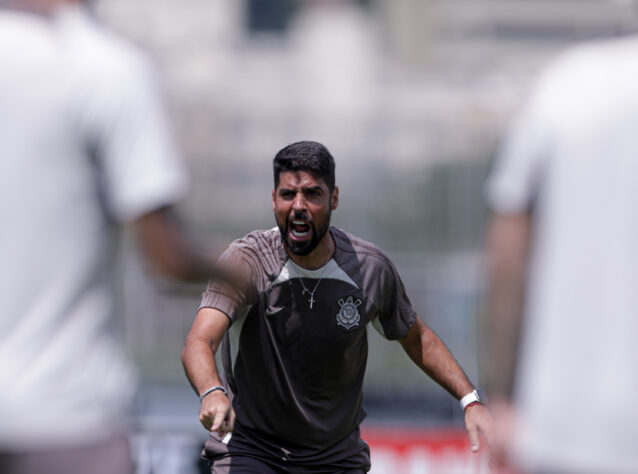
<box><xmin>265</xmin><ymin>306</ymin><xmax>285</xmax><ymax>316</ymax></box>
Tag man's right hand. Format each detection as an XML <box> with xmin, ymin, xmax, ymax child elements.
<box><xmin>199</xmin><ymin>391</ymin><xmax>236</xmax><ymax>436</ymax></box>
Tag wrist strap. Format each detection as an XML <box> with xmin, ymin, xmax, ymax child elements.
<box><xmin>459</xmin><ymin>389</ymin><xmax>484</xmax><ymax>410</ymax></box>
<box><xmin>199</xmin><ymin>385</ymin><xmax>227</xmax><ymax>402</ymax></box>
<box><xmin>464</xmin><ymin>401</ymin><xmax>482</xmax><ymax>410</ymax></box>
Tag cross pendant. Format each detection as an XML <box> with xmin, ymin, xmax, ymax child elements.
<box><xmin>309</xmin><ymin>295</ymin><xmax>315</xmax><ymax>309</ymax></box>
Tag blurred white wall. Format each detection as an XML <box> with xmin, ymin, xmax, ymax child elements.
<box><xmin>95</xmin><ymin>0</ymin><xmax>637</xmax><ymax>240</ymax></box>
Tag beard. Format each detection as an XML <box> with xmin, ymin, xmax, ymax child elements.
<box><xmin>278</xmin><ymin>209</ymin><xmax>331</xmax><ymax>256</ymax></box>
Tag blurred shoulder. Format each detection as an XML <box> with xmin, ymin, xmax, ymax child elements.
<box><xmin>59</xmin><ymin>4</ymin><xmax>157</xmax><ymax>86</ymax></box>
<box><xmin>537</xmin><ymin>35</ymin><xmax>638</xmax><ymax>88</ymax></box>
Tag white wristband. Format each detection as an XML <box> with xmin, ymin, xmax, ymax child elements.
<box><xmin>459</xmin><ymin>389</ymin><xmax>486</xmax><ymax>410</ymax></box>
<box><xmin>199</xmin><ymin>385</ymin><xmax>227</xmax><ymax>402</ymax></box>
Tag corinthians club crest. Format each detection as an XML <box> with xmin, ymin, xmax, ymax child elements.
<box><xmin>336</xmin><ymin>296</ymin><xmax>362</xmax><ymax>329</ymax></box>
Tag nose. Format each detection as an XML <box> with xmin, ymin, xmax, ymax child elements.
<box><xmin>292</xmin><ymin>192</ymin><xmax>306</xmax><ymax>211</ymax></box>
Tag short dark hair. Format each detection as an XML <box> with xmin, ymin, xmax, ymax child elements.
<box><xmin>273</xmin><ymin>141</ymin><xmax>336</xmax><ymax>192</ymax></box>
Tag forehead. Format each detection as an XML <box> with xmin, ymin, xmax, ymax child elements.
<box><xmin>276</xmin><ymin>170</ymin><xmax>327</xmax><ymax>189</ymax></box>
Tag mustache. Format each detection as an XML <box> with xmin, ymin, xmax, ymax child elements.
<box><xmin>291</xmin><ymin>210</ymin><xmax>309</xmax><ymax>221</ymax></box>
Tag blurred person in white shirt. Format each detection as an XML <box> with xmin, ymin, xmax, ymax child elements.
<box><xmin>485</xmin><ymin>33</ymin><xmax>638</xmax><ymax>473</ymax></box>
<box><xmin>0</xmin><ymin>1</ymin><xmax>224</xmax><ymax>472</ymax></box>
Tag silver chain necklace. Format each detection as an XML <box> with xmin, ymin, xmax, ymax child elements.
<box><xmin>290</xmin><ymin>238</ymin><xmax>333</xmax><ymax>309</ymax></box>
<box><xmin>296</xmin><ymin>268</ymin><xmax>325</xmax><ymax>309</ymax></box>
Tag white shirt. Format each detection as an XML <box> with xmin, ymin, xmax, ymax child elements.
<box><xmin>486</xmin><ymin>36</ymin><xmax>638</xmax><ymax>472</ymax></box>
<box><xmin>0</xmin><ymin>4</ymin><xmax>187</xmax><ymax>448</ymax></box>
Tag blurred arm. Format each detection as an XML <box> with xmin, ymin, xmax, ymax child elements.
<box><xmin>398</xmin><ymin>318</ymin><xmax>492</xmax><ymax>451</ymax></box>
<box><xmin>132</xmin><ymin>206</ymin><xmax>226</xmax><ymax>283</ymax></box>
<box><xmin>181</xmin><ymin>307</ymin><xmax>235</xmax><ymax>434</ymax></box>
<box><xmin>486</xmin><ymin>213</ymin><xmax>531</xmax><ymax>400</ymax></box>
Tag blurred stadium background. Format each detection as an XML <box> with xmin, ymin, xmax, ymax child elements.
<box><xmin>93</xmin><ymin>0</ymin><xmax>636</xmax><ymax>472</ymax></box>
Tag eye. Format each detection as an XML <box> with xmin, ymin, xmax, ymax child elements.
<box><xmin>279</xmin><ymin>190</ymin><xmax>295</xmax><ymax>200</ymax></box>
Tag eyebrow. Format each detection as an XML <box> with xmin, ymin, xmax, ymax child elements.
<box><xmin>278</xmin><ymin>185</ymin><xmax>324</xmax><ymax>193</ymax></box>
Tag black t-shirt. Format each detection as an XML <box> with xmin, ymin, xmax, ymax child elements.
<box><xmin>199</xmin><ymin>227</ymin><xmax>416</xmax><ymax>452</ymax></box>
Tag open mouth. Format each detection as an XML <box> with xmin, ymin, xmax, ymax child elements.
<box><xmin>289</xmin><ymin>219</ymin><xmax>311</xmax><ymax>241</ymax></box>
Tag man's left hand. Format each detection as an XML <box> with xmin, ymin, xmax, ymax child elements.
<box><xmin>464</xmin><ymin>403</ymin><xmax>493</xmax><ymax>453</ymax></box>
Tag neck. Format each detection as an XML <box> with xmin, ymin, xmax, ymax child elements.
<box><xmin>286</xmin><ymin>231</ymin><xmax>333</xmax><ymax>270</ymax></box>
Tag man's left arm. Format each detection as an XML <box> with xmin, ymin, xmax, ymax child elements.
<box><xmin>398</xmin><ymin>318</ymin><xmax>492</xmax><ymax>452</ymax></box>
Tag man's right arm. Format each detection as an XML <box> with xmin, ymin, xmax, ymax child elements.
<box><xmin>181</xmin><ymin>307</ymin><xmax>235</xmax><ymax>435</ymax></box>
<box><xmin>132</xmin><ymin>207</ymin><xmax>232</xmax><ymax>283</ymax></box>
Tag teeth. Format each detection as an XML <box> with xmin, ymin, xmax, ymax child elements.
<box><xmin>290</xmin><ymin>220</ymin><xmax>310</xmax><ymax>238</ymax></box>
